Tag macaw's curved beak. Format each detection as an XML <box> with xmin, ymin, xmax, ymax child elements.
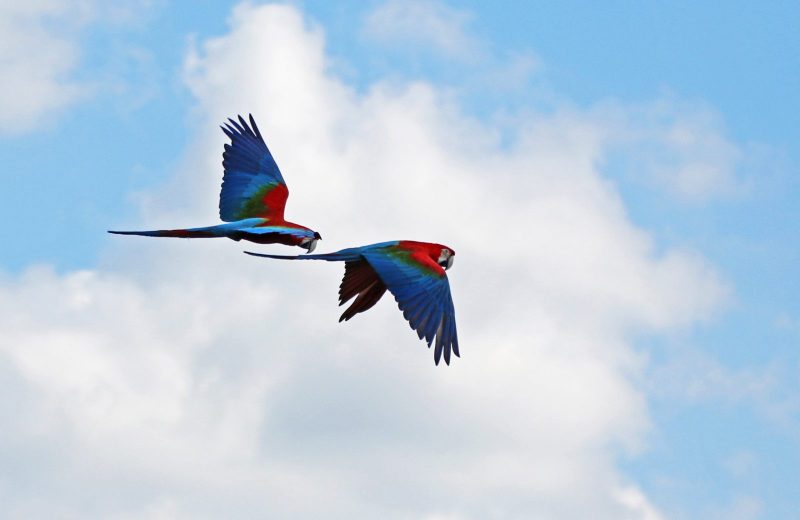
<box><xmin>438</xmin><ymin>255</ymin><xmax>454</xmax><ymax>270</ymax></box>
<box><xmin>301</xmin><ymin>232</ymin><xmax>321</xmax><ymax>253</ymax></box>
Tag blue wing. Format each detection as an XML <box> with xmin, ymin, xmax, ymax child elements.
<box><xmin>219</xmin><ymin>114</ymin><xmax>288</xmax><ymax>222</ymax></box>
<box><xmin>362</xmin><ymin>248</ymin><xmax>459</xmax><ymax>365</ymax></box>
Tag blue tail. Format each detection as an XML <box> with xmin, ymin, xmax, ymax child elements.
<box><xmin>108</xmin><ymin>227</ymin><xmax>217</xmax><ymax>238</ymax></box>
<box><xmin>244</xmin><ymin>249</ymin><xmax>361</xmax><ymax>262</ymax></box>
<box><xmin>244</xmin><ymin>241</ymin><xmax>400</xmax><ymax>261</ymax></box>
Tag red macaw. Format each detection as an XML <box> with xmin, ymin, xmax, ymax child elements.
<box><xmin>109</xmin><ymin>114</ymin><xmax>321</xmax><ymax>252</ymax></box>
<box><xmin>246</xmin><ymin>241</ymin><xmax>459</xmax><ymax>365</ymax></box>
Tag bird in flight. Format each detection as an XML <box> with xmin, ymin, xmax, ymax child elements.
<box><xmin>246</xmin><ymin>241</ymin><xmax>459</xmax><ymax>365</ymax></box>
<box><xmin>109</xmin><ymin>114</ymin><xmax>322</xmax><ymax>252</ymax></box>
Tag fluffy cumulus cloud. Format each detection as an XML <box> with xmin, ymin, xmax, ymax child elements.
<box><xmin>0</xmin><ymin>0</ymin><xmax>154</xmax><ymax>134</ymax></box>
<box><xmin>594</xmin><ymin>98</ymin><xmax>744</xmax><ymax>201</ymax></box>
<box><xmin>0</xmin><ymin>0</ymin><xmax>88</xmax><ymax>133</ymax></box>
<box><xmin>0</xmin><ymin>3</ymin><xmax>731</xmax><ymax>518</ymax></box>
<box><xmin>363</xmin><ymin>0</ymin><xmax>480</xmax><ymax>60</ymax></box>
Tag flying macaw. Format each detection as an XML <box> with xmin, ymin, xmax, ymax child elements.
<box><xmin>246</xmin><ymin>241</ymin><xmax>459</xmax><ymax>365</ymax></box>
<box><xmin>109</xmin><ymin>114</ymin><xmax>322</xmax><ymax>252</ymax></box>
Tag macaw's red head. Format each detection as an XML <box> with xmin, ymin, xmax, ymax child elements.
<box><xmin>397</xmin><ymin>241</ymin><xmax>456</xmax><ymax>271</ymax></box>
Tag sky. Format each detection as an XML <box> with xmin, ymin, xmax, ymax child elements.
<box><xmin>0</xmin><ymin>1</ymin><xmax>798</xmax><ymax>518</ymax></box>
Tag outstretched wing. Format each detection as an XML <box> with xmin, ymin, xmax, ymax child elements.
<box><xmin>219</xmin><ymin>114</ymin><xmax>288</xmax><ymax>222</ymax></box>
<box><xmin>338</xmin><ymin>260</ymin><xmax>388</xmax><ymax>322</ymax></box>
<box><xmin>363</xmin><ymin>245</ymin><xmax>459</xmax><ymax>365</ymax></box>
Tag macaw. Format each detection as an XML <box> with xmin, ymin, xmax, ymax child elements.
<box><xmin>246</xmin><ymin>241</ymin><xmax>459</xmax><ymax>365</ymax></box>
<box><xmin>109</xmin><ymin>114</ymin><xmax>322</xmax><ymax>252</ymax></box>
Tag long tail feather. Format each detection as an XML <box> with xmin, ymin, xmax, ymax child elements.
<box><xmin>108</xmin><ymin>229</ymin><xmax>215</xmax><ymax>238</ymax></box>
<box><xmin>244</xmin><ymin>250</ymin><xmax>358</xmax><ymax>262</ymax></box>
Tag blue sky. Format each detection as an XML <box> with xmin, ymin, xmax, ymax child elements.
<box><xmin>1</xmin><ymin>1</ymin><xmax>798</xmax><ymax>518</ymax></box>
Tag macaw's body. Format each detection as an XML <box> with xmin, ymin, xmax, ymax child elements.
<box><xmin>246</xmin><ymin>240</ymin><xmax>459</xmax><ymax>365</ymax></box>
<box><xmin>109</xmin><ymin>114</ymin><xmax>321</xmax><ymax>252</ymax></box>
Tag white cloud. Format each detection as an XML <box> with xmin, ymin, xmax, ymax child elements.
<box><xmin>647</xmin><ymin>348</ymin><xmax>800</xmax><ymax>444</ymax></box>
<box><xmin>616</xmin><ymin>486</ymin><xmax>665</xmax><ymax>520</ymax></box>
<box><xmin>363</xmin><ymin>0</ymin><xmax>479</xmax><ymax>60</ymax></box>
<box><xmin>0</xmin><ymin>3</ymin><xmax>734</xmax><ymax>518</ymax></box>
<box><xmin>723</xmin><ymin>450</ymin><xmax>758</xmax><ymax>479</ymax></box>
<box><xmin>646</xmin><ymin>350</ymin><xmax>775</xmax><ymax>404</ymax></box>
<box><xmin>647</xmin><ymin>107</ymin><xmax>742</xmax><ymax>201</ymax></box>
<box><xmin>361</xmin><ymin>1</ymin><xmax>542</xmax><ymax>96</ymax></box>
<box><xmin>593</xmin><ymin>97</ymin><xmax>744</xmax><ymax>202</ymax></box>
<box><xmin>0</xmin><ymin>0</ymin><xmax>88</xmax><ymax>133</ymax></box>
<box><xmin>0</xmin><ymin>0</ymin><xmax>157</xmax><ymax>134</ymax></box>
<box><xmin>362</xmin><ymin>4</ymin><xmax>744</xmax><ymax>203</ymax></box>
<box><xmin>708</xmin><ymin>496</ymin><xmax>763</xmax><ymax>520</ymax></box>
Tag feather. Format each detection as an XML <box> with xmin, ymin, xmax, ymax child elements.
<box><xmin>219</xmin><ymin>114</ymin><xmax>288</xmax><ymax>222</ymax></box>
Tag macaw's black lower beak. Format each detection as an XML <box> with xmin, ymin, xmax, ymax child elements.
<box><xmin>438</xmin><ymin>256</ymin><xmax>454</xmax><ymax>270</ymax></box>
